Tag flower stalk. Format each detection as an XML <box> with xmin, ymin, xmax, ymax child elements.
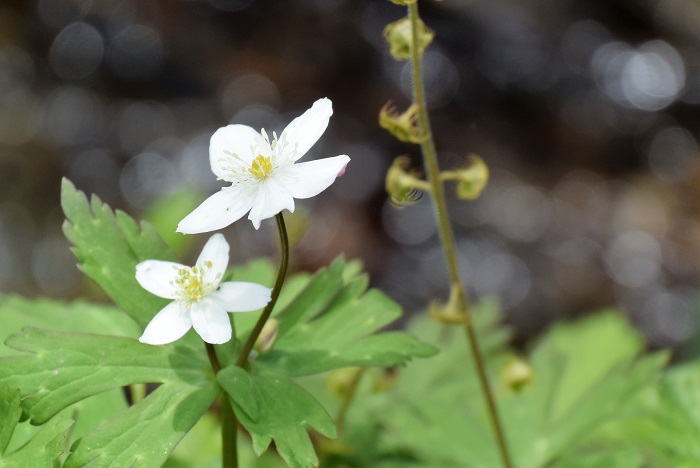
<box><xmin>405</xmin><ymin>2</ymin><xmax>513</xmax><ymax>466</ymax></box>
<box><xmin>236</xmin><ymin>213</ymin><xmax>290</xmax><ymax>367</ymax></box>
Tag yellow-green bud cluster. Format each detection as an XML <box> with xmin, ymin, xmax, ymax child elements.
<box><xmin>379</xmin><ymin>103</ymin><xmax>425</xmax><ymax>144</ymax></box>
<box><xmin>383</xmin><ymin>17</ymin><xmax>434</xmax><ymax>61</ymax></box>
<box><xmin>441</xmin><ymin>155</ymin><xmax>489</xmax><ymax>200</ymax></box>
<box><xmin>385</xmin><ymin>156</ymin><xmax>429</xmax><ymax>207</ymax></box>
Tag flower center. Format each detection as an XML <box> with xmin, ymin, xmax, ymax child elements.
<box><xmin>248</xmin><ymin>155</ymin><xmax>274</xmax><ymax>180</ymax></box>
<box><xmin>173</xmin><ymin>261</ymin><xmax>217</xmax><ymax>304</ymax></box>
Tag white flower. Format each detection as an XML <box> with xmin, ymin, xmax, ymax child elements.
<box><xmin>136</xmin><ymin>234</ymin><xmax>271</xmax><ymax>345</ymax></box>
<box><xmin>177</xmin><ymin>98</ymin><xmax>350</xmax><ymax>233</ymax></box>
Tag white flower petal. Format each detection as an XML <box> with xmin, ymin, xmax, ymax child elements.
<box><xmin>190</xmin><ymin>298</ymin><xmax>232</xmax><ymax>344</ymax></box>
<box><xmin>247</xmin><ymin>178</ymin><xmax>295</xmax><ymax>229</ymax></box>
<box><xmin>210</xmin><ymin>125</ymin><xmax>263</xmax><ymax>179</ymax></box>
<box><xmin>280</xmin><ymin>98</ymin><xmax>332</xmax><ymax>162</ymax></box>
<box><xmin>135</xmin><ymin>260</ymin><xmax>184</xmax><ymax>299</ymax></box>
<box><xmin>196</xmin><ymin>234</ymin><xmax>229</xmax><ymax>285</ymax></box>
<box><xmin>139</xmin><ymin>301</ymin><xmax>192</xmax><ymax>345</ymax></box>
<box><xmin>276</xmin><ymin>155</ymin><xmax>350</xmax><ymax>199</ymax></box>
<box><xmin>212</xmin><ymin>282</ymin><xmax>272</xmax><ymax>312</ymax></box>
<box><xmin>177</xmin><ymin>186</ymin><xmax>256</xmax><ymax>234</ymax></box>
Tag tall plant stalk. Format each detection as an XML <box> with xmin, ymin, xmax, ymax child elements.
<box><xmin>406</xmin><ymin>2</ymin><xmax>513</xmax><ymax>466</ymax></box>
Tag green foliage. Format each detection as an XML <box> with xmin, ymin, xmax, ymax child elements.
<box><xmin>0</xmin><ymin>383</ymin><xmax>74</xmax><ymax>466</ymax></box>
<box><xmin>315</xmin><ymin>306</ymin><xmax>669</xmax><ymax>467</ymax></box>
<box><xmin>219</xmin><ymin>370</ymin><xmax>336</xmax><ymax>467</ymax></box>
<box><xmin>248</xmin><ymin>258</ymin><xmax>437</xmax><ymax>376</ymax></box>
<box><xmin>61</xmin><ymin>178</ymin><xmax>177</xmax><ymax>330</ymax></box>
<box><xmin>615</xmin><ymin>360</ymin><xmax>700</xmax><ymax>466</ymax></box>
<box><xmin>143</xmin><ymin>189</ymin><xmax>203</xmax><ymax>256</ymax></box>
<box><xmin>0</xmin><ymin>180</ymin><xmax>435</xmax><ymax>467</ymax></box>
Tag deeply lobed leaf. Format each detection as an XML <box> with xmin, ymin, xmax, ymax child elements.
<box><xmin>61</xmin><ymin>178</ymin><xmax>176</xmax><ymax>329</ymax></box>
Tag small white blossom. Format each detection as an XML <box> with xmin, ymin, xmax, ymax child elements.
<box><xmin>136</xmin><ymin>234</ymin><xmax>271</xmax><ymax>345</ymax></box>
<box><xmin>177</xmin><ymin>98</ymin><xmax>350</xmax><ymax>233</ymax></box>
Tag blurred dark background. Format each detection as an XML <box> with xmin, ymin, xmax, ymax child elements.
<box><xmin>2</xmin><ymin>0</ymin><xmax>700</xmax><ymax>355</ymax></box>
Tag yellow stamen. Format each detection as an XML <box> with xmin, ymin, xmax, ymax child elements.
<box><xmin>248</xmin><ymin>155</ymin><xmax>274</xmax><ymax>180</ymax></box>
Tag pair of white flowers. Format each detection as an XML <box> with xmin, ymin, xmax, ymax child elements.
<box><xmin>137</xmin><ymin>98</ymin><xmax>350</xmax><ymax>345</ymax></box>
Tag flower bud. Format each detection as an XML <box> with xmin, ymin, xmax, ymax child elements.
<box><xmin>428</xmin><ymin>285</ymin><xmax>468</xmax><ymax>325</ymax></box>
<box><xmin>500</xmin><ymin>357</ymin><xmax>534</xmax><ymax>393</ymax></box>
<box><xmin>379</xmin><ymin>102</ymin><xmax>425</xmax><ymax>144</ymax></box>
<box><xmin>326</xmin><ymin>367</ymin><xmax>362</xmax><ymax>397</ymax></box>
<box><xmin>442</xmin><ymin>155</ymin><xmax>489</xmax><ymax>200</ymax></box>
<box><xmin>383</xmin><ymin>17</ymin><xmax>434</xmax><ymax>61</ymax></box>
<box><xmin>385</xmin><ymin>156</ymin><xmax>427</xmax><ymax>207</ymax></box>
<box><xmin>371</xmin><ymin>368</ymin><xmax>399</xmax><ymax>393</ymax></box>
<box><xmin>254</xmin><ymin>318</ymin><xmax>279</xmax><ymax>354</ymax></box>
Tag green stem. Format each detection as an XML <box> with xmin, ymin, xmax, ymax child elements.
<box><xmin>205</xmin><ymin>342</ymin><xmax>237</xmax><ymax>467</ymax></box>
<box><xmin>221</xmin><ymin>395</ymin><xmax>238</xmax><ymax>467</ymax></box>
<box><xmin>205</xmin><ymin>213</ymin><xmax>289</xmax><ymax>468</ymax></box>
<box><xmin>406</xmin><ymin>3</ymin><xmax>513</xmax><ymax>467</ymax></box>
<box><xmin>335</xmin><ymin>368</ymin><xmax>367</xmax><ymax>436</ymax></box>
<box><xmin>236</xmin><ymin>213</ymin><xmax>290</xmax><ymax>367</ymax></box>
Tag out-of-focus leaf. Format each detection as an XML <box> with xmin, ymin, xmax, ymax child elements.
<box><xmin>143</xmin><ymin>189</ymin><xmax>203</xmax><ymax>256</ymax></box>
<box><xmin>353</xmin><ymin>309</ymin><xmax>665</xmax><ymax>467</ymax></box>
<box><xmin>613</xmin><ymin>360</ymin><xmax>700</xmax><ymax>465</ymax></box>
<box><xmin>0</xmin><ymin>295</ymin><xmax>140</xmax><ymax>357</ymax></box>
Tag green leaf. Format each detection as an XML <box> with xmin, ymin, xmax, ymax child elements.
<box><xmin>0</xmin><ymin>384</ymin><xmax>21</xmax><ymax>455</ymax></box>
<box><xmin>615</xmin><ymin>360</ymin><xmax>700</xmax><ymax>465</ymax></box>
<box><xmin>0</xmin><ymin>295</ymin><xmax>140</xmax><ymax>357</ymax></box>
<box><xmin>218</xmin><ymin>366</ymin><xmax>259</xmax><ymax>421</ymax></box>
<box><xmin>349</xmin><ymin>309</ymin><xmax>666</xmax><ymax>467</ymax></box>
<box><xmin>65</xmin><ymin>380</ymin><xmax>219</xmax><ymax>467</ymax></box>
<box><xmin>218</xmin><ymin>369</ymin><xmax>335</xmax><ymax>467</ymax></box>
<box><xmin>0</xmin><ymin>413</ymin><xmax>74</xmax><ymax>467</ymax></box>
<box><xmin>0</xmin><ymin>328</ymin><xmax>211</xmax><ymax>424</ymax></box>
<box><xmin>0</xmin><ymin>326</ymin><xmax>218</xmax><ymax>464</ymax></box>
<box><xmin>61</xmin><ymin>178</ymin><xmax>176</xmax><ymax>329</ymax></box>
<box><xmin>143</xmin><ymin>189</ymin><xmax>202</xmax><ymax>256</ymax></box>
<box><xmin>250</xmin><ymin>258</ymin><xmax>436</xmax><ymax>377</ymax></box>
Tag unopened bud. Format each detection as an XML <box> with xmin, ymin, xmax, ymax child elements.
<box><xmin>441</xmin><ymin>155</ymin><xmax>489</xmax><ymax>200</ymax></box>
<box><xmin>254</xmin><ymin>318</ymin><xmax>279</xmax><ymax>354</ymax></box>
<box><xmin>379</xmin><ymin>102</ymin><xmax>425</xmax><ymax>144</ymax></box>
<box><xmin>371</xmin><ymin>368</ymin><xmax>399</xmax><ymax>393</ymax></box>
<box><xmin>501</xmin><ymin>357</ymin><xmax>534</xmax><ymax>393</ymax></box>
<box><xmin>326</xmin><ymin>367</ymin><xmax>362</xmax><ymax>397</ymax></box>
<box><xmin>383</xmin><ymin>17</ymin><xmax>434</xmax><ymax>61</ymax></box>
<box><xmin>385</xmin><ymin>156</ymin><xmax>428</xmax><ymax>207</ymax></box>
<box><xmin>428</xmin><ymin>285</ymin><xmax>468</xmax><ymax>325</ymax></box>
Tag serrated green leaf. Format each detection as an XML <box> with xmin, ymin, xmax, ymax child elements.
<box><xmin>218</xmin><ymin>366</ymin><xmax>259</xmax><ymax>421</ymax></box>
<box><xmin>219</xmin><ymin>369</ymin><xmax>335</xmax><ymax>467</ymax></box>
<box><xmin>272</xmin><ymin>259</ymin><xmax>346</xmax><ymax>340</ymax></box>
<box><xmin>65</xmin><ymin>380</ymin><xmax>219</xmax><ymax>467</ymax></box>
<box><xmin>0</xmin><ymin>414</ymin><xmax>74</xmax><ymax>467</ymax></box>
<box><xmin>0</xmin><ymin>384</ymin><xmax>21</xmax><ymax>455</ymax></box>
<box><xmin>61</xmin><ymin>178</ymin><xmax>176</xmax><ymax>329</ymax></box>
<box><xmin>249</xmin><ymin>260</ymin><xmax>435</xmax><ymax>377</ymax></box>
<box><xmin>0</xmin><ymin>328</ymin><xmax>210</xmax><ymax>424</ymax></box>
